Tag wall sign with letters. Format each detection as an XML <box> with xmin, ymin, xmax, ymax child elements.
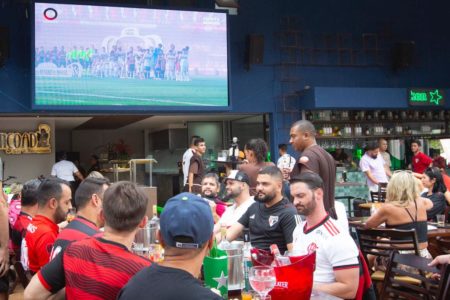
<box><xmin>0</xmin><ymin>124</ymin><xmax>51</xmax><ymax>154</ymax></box>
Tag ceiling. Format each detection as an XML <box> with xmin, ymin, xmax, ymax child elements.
<box><xmin>51</xmin><ymin>114</ymin><xmax>262</xmax><ymax>131</ymax></box>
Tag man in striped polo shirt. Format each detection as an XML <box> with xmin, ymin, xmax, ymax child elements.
<box><xmin>24</xmin><ymin>181</ymin><xmax>151</xmax><ymax>300</ymax></box>
<box><xmin>50</xmin><ymin>177</ymin><xmax>110</xmax><ymax>259</ymax></box>
<box><xmin>290</xmin><ymin>172</ymin><xmax>359</xmax><ymax>300</ymax></box>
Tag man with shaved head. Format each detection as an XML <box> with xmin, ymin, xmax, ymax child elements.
<box><xmin>289</xmin><ymin>120</ymin><xmax>337</xmax><ymax>218</ymax></box>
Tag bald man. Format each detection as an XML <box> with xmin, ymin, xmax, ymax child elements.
<box><xmin>289</xmin><ymin>120</ymin><xmax>337</xmax><ymax>219</ymax></box>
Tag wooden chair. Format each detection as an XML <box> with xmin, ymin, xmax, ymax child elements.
<box><xmin>370</xmin><ymin>182</ymin><xmax>387</xmax><ymax>202</ymax></box>
<box><xmin>436</xmin><ymin>236</ymin><xmax>450</xmax><ymax>254</ymax></box>
<box><xmin>438</xmin><ymin>263</ymin><xmax>450</xmax><ymax>300</ymax></box>
<box><xmin>380</xmin><ymin>252</ymin><xmax>445</xmax><ymax>300</ymax></box>
<box><xmin>356</xmin><ymin>228</ymin><xmax>420</xmax><ymax>285</ymax></box>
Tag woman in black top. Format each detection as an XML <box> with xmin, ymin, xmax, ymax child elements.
<box><xmin>421</xmin><ymin>167</ymin><xmax>447</xmax><ymax>221</ymax></box>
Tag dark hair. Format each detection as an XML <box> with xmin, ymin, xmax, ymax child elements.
<box><xmin>290</xmin><ymin>172</ymin><xmax>324</xmax><ymax>190</ymax></box>
<box><xmin>75</xmin><ymin>177</ymin><xmax>110</xmax><ymax>209</ymax></box>
<box><xmin>21</xmin><ymin>179</ymin><xmax>42</xmax><ymax>207</ymax></box>
<box><xmin>365</xmin><ymin>141</ymin><xmax>379</xmax><ymax>152</ymax></box>
<box><xmin>424</xmin><ymin>167</ymin><xmax>447</xmax><ymax>194</ymax></box>
<box><xmin>102</xmin><ymin>181</ymin><xmax>148</xmax><ymax>232</ymax></box>
<box><xmin>245</xmin><ymin>138</ymin><xmax>268</xmax><ymax>163</ymax></box>
<box><xmin>202</xmin><ymin>173</ymin><xmax>220</xmax><ymax>186</ymax></box>
<box><xmin>58</xmin><ymin>151</ymin><xmax>67</xmax><ymax>160</ymax></box>
<box><xmin>258</xmin><ymin>165</ymin><xmax>283</xmax><ymax>181</ymax></box>
<box><xmin>278</xmin><ymin>144</ymin><xmax>288</xmax><ymax>151</ymax></box>
<box><xmin>291</xmin><ymin>120</ymin><xmax>317</xmax><ymax>135</ymax></box>
<box><xmin>411</xmin><ymin>139</ymin><xmax>421</xmax><ymax>147</ymax></box>
<box><xmin>190</xmin><ymin>135</ymin><xmax>200</xmax><ymax>146</ymax></box>
<box><xmin>37</xmin><ymin>177</ymin><xmax>70</xmax><ymax>208</ymax></box>
<box><xmin>193</xmin><ymin>137</ymin><xmax>205</xmax><ymax>146</ymax></box>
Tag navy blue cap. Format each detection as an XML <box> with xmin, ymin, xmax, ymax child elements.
<box><xmin>160</xmin><ymin>192</ymin><xmax>214</xmax><ymax>249</ymax></box>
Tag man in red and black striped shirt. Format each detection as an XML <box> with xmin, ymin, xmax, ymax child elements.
<box><xmin>24</xmin><ymin>181</ymin><xmax>151</xmax><ymax>300</ymax></box>
<box><xmin>50</xmin><ymin>177</ymin><xmax>109</xmax><ymax>259</ymax></box>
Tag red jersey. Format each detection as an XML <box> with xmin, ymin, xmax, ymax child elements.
<box><xmin>25</xmin><ymin>215</ymin><xmax>59</xmax><ymax>272</ymax></box>
<box><xmin>412</xmin><ymin>152</ymin><xmax>432</xmax><ymax>174</ymax></box>
<box><xmin>38</xmin><ymin>237</ymin><xmax>151</xmax><ymax>300</ymax></box>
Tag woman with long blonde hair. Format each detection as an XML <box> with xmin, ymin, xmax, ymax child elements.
<box><xmin>365</xmin><ymin>170</ymin><xmax>434</xmax><ymax>268</ymax></box>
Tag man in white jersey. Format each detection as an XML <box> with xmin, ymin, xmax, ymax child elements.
<box><xmin>182</xmin><ymin>135</ymin><xmax>200</xmax><ymax>190</ymax></box>
<box><xmin>215</xmin><ymin>170</ymin><xmax>254</xmax><ymax>234</ymax></box>
<box><xmin>290</xmin><ymin>172</ymin><xmax>359</xmax><ymax>299</ymax></box>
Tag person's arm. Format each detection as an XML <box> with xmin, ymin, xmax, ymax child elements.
<box><xmin>74</xmin><ymin>171</ymin><xmax>84</xmax><ymax>181</ymax></box>
<box><xmin>225</xmin><ymin>222</ymin><xmax>244</xmax><ymax>242</ymax></box>
<box><xmin>445</xmin><ymin>191</ymin><xmax>450</xmax><ymax>206</ymax></box>
<box><xmin>384</xmin><ymin>165</ymin><xmax>392</xmax><ymax>178</ymax></box>
<box><xmin>364</xmin><ymin>205</ymin><xmax>388</xmax><ymax>228</ymax></box>
<box><xmin>25</xmin><ymin>275</ymin><xmax>53</xmax><ymax>300</ymax></box>
<box><xmin>0</xmin><ymin>188</ymin><xmax>9</xmax><ymax>277</ymax></box>
<box><xmin>419</xmin><ymin>196</ymin><xmax>434</xmax><ymax>211</ymax></box>
<box><xmin>188</xmin><ymin>172</ymin><xmax>194</xmax><ymax>193</ymax></box>
<box><xmin>314</xmin><ymin>268</ymin><xmax>359</xmax><ymax>299</ymax></box>
<box><xmin>363</xmin><ymin>170</ymin><xmax>379</xmax><ymax>185</ymax></box>
<box><xmin>428</xmin><ymin>254</ymin><xmax>450</xmax><ymax>266</ymax></box>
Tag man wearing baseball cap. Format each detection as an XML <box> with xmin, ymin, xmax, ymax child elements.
<box><xmin>118</xmin><ymin>193</ymin><xmax>222</xmax><ymax>300</ymax></box>
<box><xmin>216</xmin><ymin>170</ymin><xmax>254</xmax><ymax>231</ymax></box>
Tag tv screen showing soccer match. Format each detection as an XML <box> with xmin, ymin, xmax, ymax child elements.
<box><xmin>33</xmin><ymin>2</ymin><xmax>229</xmax><ymax>108</ymax></box>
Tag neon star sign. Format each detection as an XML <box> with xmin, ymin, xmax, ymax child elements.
<box><xmin>408</xmin><ymin>89</ymin><xmax>445</xmax><ymax>106</ymax></box>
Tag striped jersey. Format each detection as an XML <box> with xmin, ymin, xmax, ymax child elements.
<box><xmin>38</xmin><ymin>237</ymin><xmax>151</xmax><ymax>300</ymax></box>
<box><xmin>51</xmin><ymin>216</ymin><xmax>100</xmax><ymax>259</ymax></box>
<box><xmin>292</xmin><ymin>214</ymin><xmax>359</xmax><ymax>283</ymax></box>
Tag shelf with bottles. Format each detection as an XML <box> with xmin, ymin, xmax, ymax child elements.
<box><xmin>305</xmin><ymin>109</ymin><xmax>449</xmax><ymax>124</ymax></box>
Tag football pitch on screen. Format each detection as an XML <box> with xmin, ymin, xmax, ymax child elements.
<box><xmin>35</xmin><ymin>77</ymin><xmax>228</xmax><ymax>107</ymax></box>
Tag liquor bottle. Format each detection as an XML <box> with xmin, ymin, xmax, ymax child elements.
<box><xmin>242</xmin><ymin>229</ymin><xmax>253</xmax><ymax>292</ymax></box>
<box><xmin>270</xmin><ymin>244</ymin><xmax>291</xmax><ymax>266</ymax></box>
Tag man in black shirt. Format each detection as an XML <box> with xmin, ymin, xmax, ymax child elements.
<box><xmin>118</xmin><ymin>193</ymin><xmax>222</xmax><ymax>300</ymax></box>
<box><xmin>226</xmin><ymin>166</ymin><xmax>299</xmax><ymax>254</ymax></box>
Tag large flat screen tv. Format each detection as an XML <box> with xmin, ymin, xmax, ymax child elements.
<box><xmin>33</xmin><ymin>2</ymin><xmax>229</xmax><ymax>109</ymax></box>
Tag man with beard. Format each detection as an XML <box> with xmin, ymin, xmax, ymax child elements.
<box><xmin>226</xmin><ymin>166</ymin><xmax>298</xmax><ymax>254</ymax></box>
<box><xmin>359</xmin><ymin>141</ymin><xmax>389</xmax><ymax>193</ymax></box>
<box><xmin>289</xmin><ymin>120</ymin><xmax>337</xmax><ymax>219</ymax></box>
<box><xmin>290</xmin><ymin>172</ymin><xmax>359</xmax><ymax>299</ymax></box>
<box><xmin>201</xmin><ymin>173</ymin><xmax>227</xmax><ymax>222</ymax></box>
<box><xmin>51</xmin><ymin>177</ymin><xmax>110</xmax><ymax>257</ymax></box>
<box><xmin>25</xmin><ymin>178</ymin><xmax>72</xmax><ymax>273</ymax></box>
<box><xmin>216</xmin><ymin>170</ymin><xmax>254</xmax><ymax>231</ymax></box>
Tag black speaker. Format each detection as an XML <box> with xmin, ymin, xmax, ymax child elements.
<box><xmin>391</xmin><ymin>41</ymin><xmax>415</xmax><ymax>71</ymax></box>
<box><xmin>0</xmin><ymin>27</ymin><xmax>9</xmax><ymax>67</ymax></box>
<box><xmin>244</xmin><ymin>34</ymin><xmax>264</xmax><ymax>70</ymax></box>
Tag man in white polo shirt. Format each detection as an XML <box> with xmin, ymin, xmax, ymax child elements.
<box><xmin>216</xmin><ymin>170</ymin><xmax>254</xmax><ymax>233</ymax></box>
<box><xmin>359</xmin><ymin>142</ymin><xmax>389</xmax><ymax>192</ymax></box>
<box><xmin>51</xmin><ymin>152</ymin><xmax>84</xmax><ymax>205</ymax></box>
<box><xmin>290</xmin><ymin>172</ymin><xmax>359</xmax><ymax>300</ymax></box>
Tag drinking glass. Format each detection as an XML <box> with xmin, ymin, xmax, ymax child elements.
<box><xmin>436</xmin><ymin>214</ymin><xmax>445</xmax><ymax>226</ymax></box>
<box><xmin>249</xmin><ymin>266</ymin><xmax>276</xmax><ymax>300</ymax></box>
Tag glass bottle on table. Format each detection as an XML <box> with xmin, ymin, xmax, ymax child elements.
<box><xmin>242</xmin><ymin>228</ymin><xmax>253</xmax><ymax>293</ymax></box>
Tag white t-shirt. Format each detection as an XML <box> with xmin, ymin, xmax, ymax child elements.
<box><xmin>182</xmin><ymin>148</ymin><xmax>194</xmax><ymax>185</ymax></box>
<box><xmin>292</xmin><ymin>215</ymin><xmax>359</xmax><ymax>283</ymax></box>
<box><xmin>218</xmin><ymin>197</ymin><xmax>255</xmax><ymax>228</ymax></box>
<box><xmin>277</xmin><ymin>153</ymin><xmax>296</xmax><ymax>171</ymax></box>
<box><xmin>359</xmin><ymin>153</ymin><xmax>388</xmax><ymax>192</ymax></box>
<box><xmin>334</xmin><ymin>201</ymin><xmax>349</xmax><ymax>233</ymax></box>
<box><xmin>51</xmin><ymin>160</ymin><xmax>79</xmax><ymax>182</ymax></box>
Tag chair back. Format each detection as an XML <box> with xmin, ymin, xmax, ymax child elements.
<box><xmin>370</xmin><ymin>183</ymin><xmax>387</xmax><ymax>202</ymax></box>
<box><xmin>380</xmin><ymin>252</ymin><xmax>442</xmax><ymax>300</ymax></box>
<box><xmin>438</xmin><ymin>263</ymin><xmax>450</xmax><ymax>300</ymax></box>
<box><xmin>436</xmin><ymin>236</ymin><xmax>450</xmax><ymax>254</ymax></box>
<box><xmin>356</xmin><ymin>228</ymin><xmax>420</xmax><ymax>269</ymax></box>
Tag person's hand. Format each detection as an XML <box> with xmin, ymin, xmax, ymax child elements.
<box><xmin>0</xmin><ymin>247</ymin><xmax>9</xmax><ymax>277</ymax></box>
<box><xmin>58</xmin><ymin>220</ymin><xmax>69</xmax><ymax>231</ymax></box>
<box><xmin>428</xmin><ymin>254</ymin><xmax>450</xmax><ymax>267</ymax></box>
<box><xmin>282</xmin><ymin>168</ymin><xmax>290</xmax><ymax>180</ymax></box>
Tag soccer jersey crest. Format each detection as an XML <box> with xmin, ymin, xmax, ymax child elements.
<box><xmin>268</xmin><ymin>215</ymin><xmax>279</xmax><ymax>227</ymax></box>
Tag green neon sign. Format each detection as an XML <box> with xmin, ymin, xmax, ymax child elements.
<box><xmin>408</xmin><ymin>89</ymin><xmax>445</xmax><ymax>106</ymax></box>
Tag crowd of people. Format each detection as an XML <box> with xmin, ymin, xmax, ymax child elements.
<box><xmin>0</xmin><ymin>119</ymin><xmax>448</xmax><ymax>299</ymax></box>
<box><xmin>35</xmin><ymin>42</ymin><xmax>191</xmax><ymax>81</ymax></box>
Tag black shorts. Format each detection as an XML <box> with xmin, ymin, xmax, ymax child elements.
<box><xmin>0</xmin><ymin>273</ymin><xmax>8</xmax><ymax>293</ymax></box>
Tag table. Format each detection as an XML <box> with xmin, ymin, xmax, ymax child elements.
<box><xmin>358</xmin><ymin>202</ymin><xmax>383</xmax><ymax>210</ymax></box>
<box><xmin>348</xmin><ymin>217</ymin><xmax>450</xmax><ymax>257</ymax></box>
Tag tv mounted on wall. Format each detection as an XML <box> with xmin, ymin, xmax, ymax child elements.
<box><xmin>33</xmin><ymin>2</ymin><xmax>229</xmax><ymax>110</ymax></box>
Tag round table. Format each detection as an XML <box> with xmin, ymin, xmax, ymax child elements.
<box><xmin>358</xmin><ymin>202</ymin><xmax>383</xmax><ymax>210</ymax></box>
